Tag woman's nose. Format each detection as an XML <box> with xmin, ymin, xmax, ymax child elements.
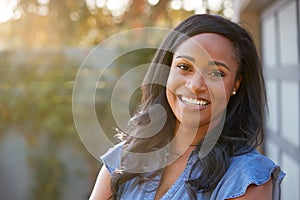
<box><xmin>185</xmin><ymin>72</ymin><xmax>208</xmax><ymax>93</ymax></box>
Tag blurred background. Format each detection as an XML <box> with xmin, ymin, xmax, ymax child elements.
<box><xmin>0</xmin><ymin>0</ymin><xmax>299</xmax><ymax>199</ymax></box>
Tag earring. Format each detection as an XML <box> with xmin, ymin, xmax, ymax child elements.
<box><xmin>232</xmin><ymin>90</ymin><xmax>236</xmax><ymax>95</ymax></box>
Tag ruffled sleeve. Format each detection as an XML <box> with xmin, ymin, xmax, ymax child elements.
<box><xmin>100</xmin><ymin>141</ymin><xmax>125</xmax><ymax>174</ymax></box>
<box><xmin>213</xmin><ymin>150</ymin><xmax>286</xmax><ymax>199</ymax></box>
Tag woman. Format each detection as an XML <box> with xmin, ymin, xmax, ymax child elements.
<box><xmin>90</xmin><ymin>14</ymin><xmax>285</xmax><ymax>200</ymax></box>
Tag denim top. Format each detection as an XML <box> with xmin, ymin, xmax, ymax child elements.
<box><xmin>101</xmin><ymin>142</ymin><xmax>285</xmax><ymax>200</ymax></box>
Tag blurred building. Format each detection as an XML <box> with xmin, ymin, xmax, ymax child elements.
<box><xmin>233</xmin><ymin>0</ymin><xmax>300</xmax><ymax>199</ymax></box>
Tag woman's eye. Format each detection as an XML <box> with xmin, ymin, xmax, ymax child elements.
<box><xmin>177</xmin><ymin>64</ymin><xmax>192</xmax><ymax>71</ymax></box>
<box><xmin>209</xmin><ymin>70</ymin><xmax>225</xmax><ymax>77</ymax></box>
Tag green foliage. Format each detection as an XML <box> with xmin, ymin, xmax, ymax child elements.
<box><xmin>95</xmin><ymin>48</ymin><xmax>156</xmax><ymax>139</ymax></box>
<box><xmin>28</xmin><ymin>152</ymin><xmax>66</xmax><ymax>200</ymax></box>
<box><xmin>0</xmin><ymin>51</ymin><xmax>81</xmax><ymax>199</ymax></box>
<box><xmin>0</xmin><ymin>47</ymin><xmax>155</xmax><ymax>199</ymax></box>
<box><xmin>0</xmin><ymin>52</ymin><xmax>76</xmax><ymax>138</ymax></box>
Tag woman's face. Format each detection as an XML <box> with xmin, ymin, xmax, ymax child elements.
<box><xmin>166</xmin><ymin>33</ymin><xmax>241</xmax><ymax>129</ymax></box>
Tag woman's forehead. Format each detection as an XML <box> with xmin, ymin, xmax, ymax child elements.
<box><xmin>174</xmin><ymin>33</ymin><xmax>238</xmax><ymax>65</ymax></box>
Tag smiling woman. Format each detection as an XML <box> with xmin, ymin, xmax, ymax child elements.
<box><xmin>166</xmin><ymin>33</ymin><xmax>240</xmax><ymax>137</ymax></box>
<box><xmin>90</xmin><ymin>14</ymin><xmax>285</xmax><ymax>200</ymax></box>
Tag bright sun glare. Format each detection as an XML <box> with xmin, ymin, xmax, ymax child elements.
<box><xmin>0</xmin><ymin>0</ymin><xmax>20</xmax><ymax>24</ymax></box>
<box><xmin>0</xmin><ymin>5</ymin><xmax>14</xmax><ymax>23</ymax></box>
<box><xmin>0</xmin><ymin>0</ymin><xmax>234</xmax><ymax>24</ymax></box>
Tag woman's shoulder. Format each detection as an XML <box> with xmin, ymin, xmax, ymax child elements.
<box><xmin>228</xmin><ymin>149</ymin><xmax>283</xmax><ymax>176</ymax></box>
<box><xmin>213</xmin><ymin>149</ymin><xmax>285</xmax><ymax>199</ymax></box>
<box><xmin>229</xmin><ymin>149</ymin><xmax>274</xmax><ymax>166</ymax></box>
<box><xmin>100</xmin><ymin>141</ymin><xmax>125</xmax><ymax>174</ymax></box>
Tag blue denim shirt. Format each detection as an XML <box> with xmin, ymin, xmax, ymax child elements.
<box><xmin>101</xmin><ymin>142</ymin><xmax>285</xmax><ymax>200</ymax></box>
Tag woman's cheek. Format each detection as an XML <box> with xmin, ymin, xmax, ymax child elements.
<box><xmin>166</xmin><ymin>69</ymin><xmax>186</xmax><ymax>91</ymax></box>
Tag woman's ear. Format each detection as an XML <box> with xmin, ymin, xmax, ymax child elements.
<box><xmin>232</xmin><ymin>76</ymin><xmax>242</xmax><ymax>95</ymax></box>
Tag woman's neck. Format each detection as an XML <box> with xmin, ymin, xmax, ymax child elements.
<box><xmin>171</xmin><ymin>116</ymin><xmax>224</xmax><ymax>153</ymax></box>
<box><xmin>169</xmin><ymin>121</ymin><xmax>207</xmax><ymax>155</ymax></box>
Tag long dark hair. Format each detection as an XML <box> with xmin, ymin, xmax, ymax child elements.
<box><xmin>110</xmin><ymin>14</ymin><xmax>266</xmax><ymax>199</ymax></box>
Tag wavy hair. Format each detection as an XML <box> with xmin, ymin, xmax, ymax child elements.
<box><xmin>110</xmin><ymin>14</ymin><xmax>267</xmax><ymax>199</ymax></box>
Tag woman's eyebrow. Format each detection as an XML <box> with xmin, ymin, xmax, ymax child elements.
<box><xmin>208</xmin><ymin>60</ymin><xmax>231</xmax><ymax>71</ymax></box>
<box><xmin>175</xmin><ymin>55</ymin><xmax>231</xmax><ymax>71</ymax></box>
<box><xmin>175</xmin><ymin>55</ymin><xmax>196</xmax><ymax>63</ymax></box>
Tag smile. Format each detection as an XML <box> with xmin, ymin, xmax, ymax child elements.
<box><xmin>181</xmin><ymin>96</ymin><xmax>209</xmax><ymax>106</ymax></box>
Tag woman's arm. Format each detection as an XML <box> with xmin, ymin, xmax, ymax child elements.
<box><xmin>89</xmin><ymin>165</ymin><xmax>113</xmax><ymax>200</ymax></box>
<box><xmin>228</xmin><ymin>178</ymin><xmax>273</xmax><ymax>200</ymax></box>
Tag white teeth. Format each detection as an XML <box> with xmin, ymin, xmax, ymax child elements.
<box><xmin>181</xmin><ymin>96</ymin><xmax>208</xmax><ymax>106</ymax></box>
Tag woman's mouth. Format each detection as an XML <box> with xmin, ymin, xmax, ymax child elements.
<box><xmin>180</xmin><ymin>96</ymin><xmax>209</xmax><ymax>106</ymax></box>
